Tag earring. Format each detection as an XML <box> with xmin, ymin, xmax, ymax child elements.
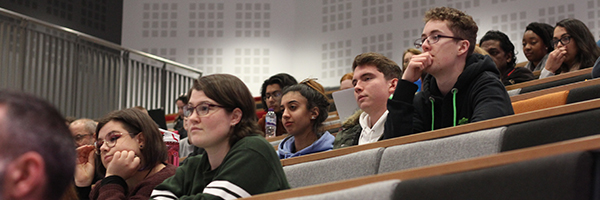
<box><xmin>311</xmin><ymin>116</ymin><xmax>315</xmax><ymax>119</ymax></box>
<box><xmin>139</xmin><ymin>145</ymin><xmax>143</xmax><ymax>149</ymax></box>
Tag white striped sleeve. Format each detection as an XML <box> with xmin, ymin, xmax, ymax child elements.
<box><xmin>150</xmin><ymin>189</ymin><xmax>178</xmax><ymax>200</ymax></box>
<box><xmin>202</xmin><ymin>180</ymin><xmax>251</xmax><ymax>199</ymax></box>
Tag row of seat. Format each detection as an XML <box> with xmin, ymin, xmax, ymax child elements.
<box><xmin>240</xmin><ymin>67</ymin><xmax>599</xmax><ymax>199</ymax></box>
<box><xmin>280</xmin><ymin>98</ymin><xmax>600</xmax><ymax>189</ymax></box>
<box><xmin>279</xmin><ymin>77</ymin><xmax>600</xmax><ymax>167</ymax></box>
<box><xmin>277</xmin><ymin>138</ymin><xmax>600</xmax><ymax>200</ymax></box>
<box><xmin>243</xmin><ymin>97</ymin><xmax>600</xmax><ymax>199</ymax></box>
<box><xmin>506</xmin><ymin>67</ymin><xmax>592</xmax><ymax>96</ymax></box>
<box><xmin>242</xmin><ymin>84</ymin><xmax>600</xmax><ymax>197</ymax></box>
<box><xmin>511</xmin><ymin>78</ymin><xmax>600</xmax><ymax>114</ymax></box>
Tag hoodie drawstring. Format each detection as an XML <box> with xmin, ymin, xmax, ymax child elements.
<box><xmin>429</xmin><ymin>97</ymin><xmax>435</xmax><ymax>131</ymax></box>
<box><xmin>430</xmin><ymin>88</ymin><xmax>458</xmax><ymax>131</ymax></box>
<box><xmin>451</xmin><ymin>88</ymin><xmax>458</xmax><ymax>127</ymax></box>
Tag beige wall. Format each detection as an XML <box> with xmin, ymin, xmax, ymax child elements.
<box><xmin>123</xmin><ymin>0</ymin><xmax>596</xmax><ymax>96</ymax></box>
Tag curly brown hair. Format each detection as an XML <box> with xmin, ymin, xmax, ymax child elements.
<box><xmin>425</xmin><ymin>7</ymin><xmax>478</xmax><ymax>56</ymax></box>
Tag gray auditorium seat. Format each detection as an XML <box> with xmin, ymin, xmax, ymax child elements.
<box><xmin>520</xmin><ymin>73</ymin><xmax>592</xmax><ymax>94</ymax></box>
<box><xmin>269</xmin><ymin>138</ymin><xmax>283</xmax><ymax>147</ymax></box>
<box><xmin>283</xmin><ymin>147</ymin><xmax>384</xmax><ymax>188</ymax></box>
<box><xmin>565</xmin><ymin>83</ymin><xmax>600</xmax><ymax>104</ymax></box>
<box><xmin>284</xmin><ymin>179</ymin><xmax>401</xmax><ymax>200</ymax></box>
<box><xmin>393</xmin><ymin>151</ymin><xmax>594</xmax><ymax>200</ymax></box>
<box><xmin>378</xmin><ymin>126</ymin><xmax>506</xmax><ymax>174</ymax></box>
<box><xmin>501</xmin><ymin>108</ymin><xmax>600</xmax><ymax>152</ymax></box>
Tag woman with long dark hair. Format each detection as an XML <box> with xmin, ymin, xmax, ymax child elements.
<box><xmin>541</xmin><ymin>18</ymin><xmax>600</xmax><ymax>78</ymax></box>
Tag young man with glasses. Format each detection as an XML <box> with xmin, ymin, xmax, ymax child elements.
<box><xmin>258</xmin><ymin>73</ymin><xmax>297</xmax><ymax>136</ymax></box>
<box><xmin>383</xmin><ymin>7</ymin><xmax>514</xmax><ymax>139</ymax></box>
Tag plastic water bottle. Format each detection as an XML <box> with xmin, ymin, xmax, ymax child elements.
<box><xmin>265</xmin><ymin>108</ymin><xmax>277</xmax><ymax>138</ymax></box>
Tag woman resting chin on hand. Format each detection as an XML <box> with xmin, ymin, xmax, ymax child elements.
<box><xmin>74</xmin><ymin>108</ymin><xmax>176</xmax><ymax>200</ymax></box>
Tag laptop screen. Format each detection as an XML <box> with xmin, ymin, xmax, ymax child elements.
<box><xmin>331</xmin><ymin>88</ymin><xmax>360</xmax><ymax>122</ymax></box>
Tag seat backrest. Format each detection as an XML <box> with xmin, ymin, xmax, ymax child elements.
<box><xmin>378</xmin><ymin>127</ymin><xmax>506</xmax><ymax>174</ymax></box>
<box><xmin>520</xmin><ymin>73</ymin><xmax>591</xmax><ymax>94</ymax></box>
<box><xmin>283</xmin><ymin>147</ymin><xmax>384</xmax><ymax>188</ymax></box>
<box><xmin>566</xmin><ymin>83</ymin><xmax>600</xmax><ymax>104</ymax></box>
<box><xmin>501</xmin><ymin>108</ymin><xmax>600</xmax><ymax>152</ymax></box>
<box><xmin>393</xmin><ymin>151</ymin><xmax>593</xmax><ymax>200</ymax></box>
<box><xmin>283</xmin><ymin>179</ymin><xmax>401</xmax><ymax>200</ymax></box>
<box><xmin>511</xmin><ymin>90</ymin><xmax>569</xmax><ymax>114</ymax></box>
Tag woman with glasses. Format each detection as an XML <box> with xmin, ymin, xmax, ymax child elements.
<box><xmin>258</xmin><ymin>73</ymin><xmax>298</xmax><ymax>137</ymax></box>
<box><xmin>74</xmin><ymin>108</ymin><xmax>176</xmax><ymax>199</ymax></box>
<box><xmin>151</xmin><ymin>74</ymin><xmax>290</xmax><ymax>199</ymax></box>
<box><xmin>277</xmin><ymin>79</ymin><xmax>334</xmax><ymax>159</ymax></box>
<box><xmin>541</xmin><ymin>18</ymin><xmax>600</xmax><ymax>78</ymax></box>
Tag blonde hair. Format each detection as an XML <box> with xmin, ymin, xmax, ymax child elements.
<box><xmin>339</xmin><ymin>72</ymin><xmax>353</xmax><ymax>83</ymax></box>
<box><xmin>473</xmin><ymin>45</ymin><xmax>489</xmax><ymax>56</ymax></box>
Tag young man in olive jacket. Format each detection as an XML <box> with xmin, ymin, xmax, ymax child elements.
<box><xmin>383</xmin><ymin>7</ymin><xmax>514</xmax><ymax>139</ymax></box>
<box><xmin>334</xmin><ymin>52</ymin><xmax>402</xmax><ymax>148</ymax></box>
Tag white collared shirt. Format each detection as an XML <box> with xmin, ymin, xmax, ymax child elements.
<box><xmin>358</xmin><ymin>110</ymin><xmax>388</xmax><ymax>145</ymax></box>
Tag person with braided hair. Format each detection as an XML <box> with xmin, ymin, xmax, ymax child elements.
<box><xmin>277</xmin><ymin>79</ymin><xmax>335</xmax><ymax>159</ymax></box>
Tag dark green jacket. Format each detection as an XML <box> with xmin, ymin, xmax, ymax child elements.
<box><xmin>151</xmin><ymin>135</ymin><xmax>289</xmax><ymax>199</ymax></box>
<box><xmin>333</xmin><ymin>123</ymin><xmax>362</xmax><ymax>149</ymax></box>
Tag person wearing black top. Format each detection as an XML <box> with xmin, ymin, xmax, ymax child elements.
<box><xmin>383</xmin><ymin>7</ymin><xmax>514</xmax><ymax>139</ymax></box>
<box><xmin>480</xmin><ymin>30</ymin><xmax>535</xmax><ymax>85</ymax></box>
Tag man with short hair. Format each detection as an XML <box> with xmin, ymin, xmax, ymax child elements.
<box><xmin>258</xmin><ymin>73</ymin><xmax>298</xmax><ymax>136</ymax></box>
<box><xmin>333</xmin><ymin>52</ymin><xmax>402</xmax><ymax>148</ymax></box>
<box><xmin>173</xmin><ymin>95</ymin><xmax>188</xmax><ymax>139</ymax></box>
<box><xmin>384</xmin><ymin>7</ymin><xmax>514</xmax><ymax>139</ymax></box>
<box><xmin>69</xmin><ymin>118</ymin><xmax>97</xmax><ymax>147</ymax></box>
<box><xmin>0</xmin><ymin>90</ymin><xmax>76</xmax><ymax>200</ymax></box>
<box><xmin>480</xmin><ymin>30</ymin><xmax>534</xmax><ymax>85</ymax></box>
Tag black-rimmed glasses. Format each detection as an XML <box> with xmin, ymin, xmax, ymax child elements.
<box><xmin>183</xmin><ymin>102</ymin><xmax>224</xmax><ymax>117</ymax></box>
<box><xmin>551</xmin><ymin>36</ymin><xmax>571</xmax><ymax>48</ymax></box>
<box><xmin>414</xmin><ymin>34</ymin><xmax>464</xmax><ymax>48</ymax></box>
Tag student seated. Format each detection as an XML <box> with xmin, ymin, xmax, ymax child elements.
<box><xmin>480</xmin><ymin>30</ymin><xmax>535</xmax><ymax>85</ymax></box>
<box><xmin>277</xmin><ymin>79</ymin><xmax>335</xmax><ymax>159</ymax></box>
<box><xmin>151</xmin><ymin>74</ymin><xmax>289</xmax><ymax>199</ymax></box>
<box><xmin>258</xmin><ymin>73</ymin><xmax>298</xmax><ymax>136</ymax></box>
<box><xmin>339</xmin><ymin>72</ymin><xmax>354</xmax><ymax>90</ymax></box>
<box><xmin>541</xmin><ymin>18</ymin><xmax>600</xmax><ymax>78</ymax></box>
<box><xmin>384</xmin><ymin>7</ymin><xmax>514</xmax><ymax>139</ymax></box>
<box><xmin>333</xmin><ymin>52</ymin><xmax>402</xmax><ymax>148</ymax></box>
<box><xmin>75</xmin><ymin>108</ymin><xmax>176</xmax><ymax>199</ymax></box>
<box><xmin>522</xmin><ymin>22</ymin><xmax>555</xmax><ymax>72</ymax></box>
